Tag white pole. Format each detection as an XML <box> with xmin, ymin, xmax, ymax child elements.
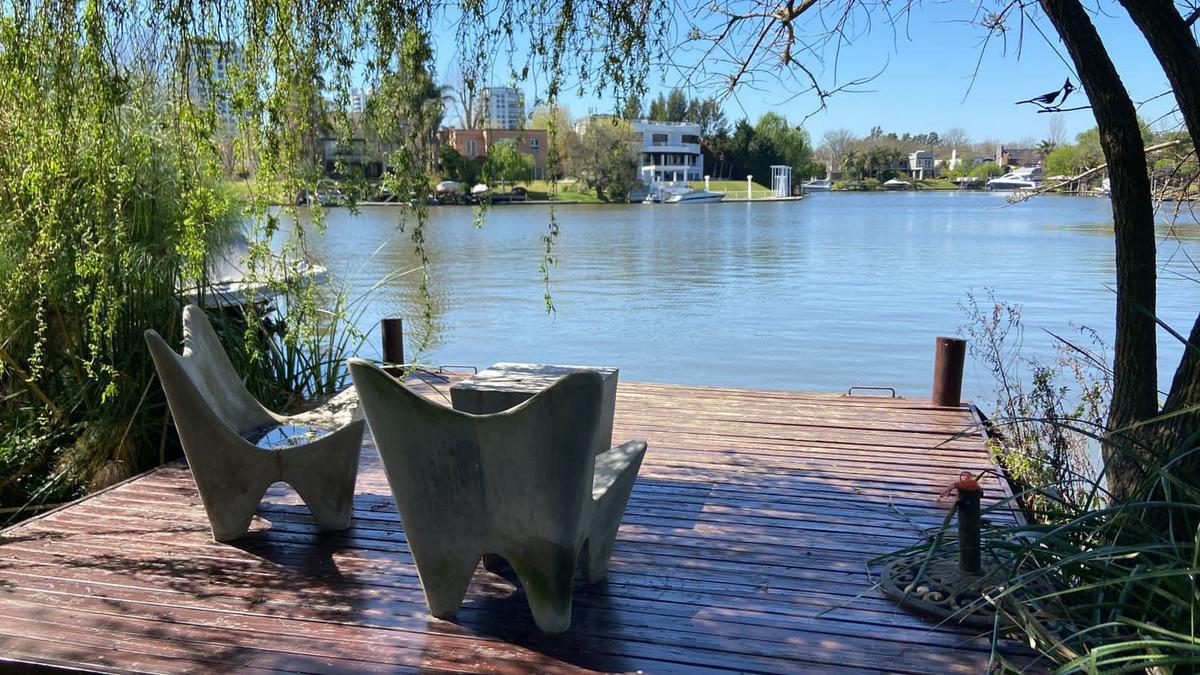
<box><xmin>747</xmin><ymin>175</ymin><xmax>753</xmax><ymax>200</ymax></box>
<box><xmin>704</xmin><ymin>175</ymin><xmax>711</xmax><ymax>192</ymax></box>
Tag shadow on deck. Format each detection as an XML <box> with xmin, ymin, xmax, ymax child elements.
<box><xmin>0</xmin><ymin>378</ymin><xmax>1037</xmax><ymax>673</ymax></box>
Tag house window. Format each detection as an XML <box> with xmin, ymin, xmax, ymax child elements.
<box><xmin>652</xmin><ymin>133</ymin><xmax>669</xmax><ymax>146</ymax></box>
<box><xmin>529</xmin><ymin>138</ymin><xmax>540</xmax><ymax>151</ymax></box>
<box><xmin>465</xmin><ymin>139</ymin><xmax>479</xmax><ymax>156</ymax></box>
<box><xmin>682</xmin><ymin>134</ymin><xmax>700</xmax><ymax>145</ymax></box>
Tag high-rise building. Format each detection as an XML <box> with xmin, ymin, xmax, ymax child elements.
<box><xmin>349</xmin><ymin>87</ymin><xmax>369</xmax><ymax>113</ymax></box>
<box><xmin>477</xmin><ymin>87</ymin><xmax>525</xmax><ymax>130</ymax></box>
<box><xmin>185</xmin><ymin>40</ymin><xmax>242</xmax><ymax>123</ymax></box>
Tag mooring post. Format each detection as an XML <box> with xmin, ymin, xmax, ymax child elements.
<box><xmin>956</xmin><ymin>473</ymin><xmax>983</xmax><ymax>575</ymax></box>
<box><xmin>932</xmin><ymin>336</ymin><xmax>966</xmax><ymax>407</ymax></box>
<box><xmin>381</xmin><ymin>318</ymin><xmax>404</xmax><ymax>366</ymax></box>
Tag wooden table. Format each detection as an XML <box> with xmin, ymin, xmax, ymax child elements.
<box><xmin>449</xmin><ymin>362</ymin><xmax>619</xmax><ymax>454</ymax></box>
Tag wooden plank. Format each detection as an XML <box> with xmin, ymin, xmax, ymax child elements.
<box><xmin>0</xmin><ymin>377</ymin><xmax>1035</xmax><ymax>673</ymax></box>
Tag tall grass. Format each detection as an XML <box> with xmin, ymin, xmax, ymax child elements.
<box><xmin>987</xmin><ymin>442</ymin><xmax>1199</xmax><ymax>672</ymax></box>
<box><xmin>880</xmin><ymin>291</ymin><xmax>1199</xmax><ymax>672</ymax></box>
<box><xmin>0</xmin><ymin>14</ymin><xmax>366</xmax><ymax>518</ymax></box>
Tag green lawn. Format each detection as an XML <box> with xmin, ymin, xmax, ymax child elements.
<box><xmin>688</xmin><ymin>179</ymin><xmax>773</xmax><ymax>198</ymax></box>
<box><xmin>913</xmin><ymin>178</ymin><xmax>959</xmax><ymax>190</ymax></box>
<box><xmin>516</xmin><ymin>180</ymin><xmax>608</xmax><ymax>204</ymax></box>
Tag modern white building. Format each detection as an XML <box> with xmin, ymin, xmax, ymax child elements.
<box><xmin>629</xmin><ymin>120</ymin><xmax>705</xmax><ymax>184</ymax></box>
<box><xmin>477</xmin><ymin>87</ymin><xmax>525</xmax><ymax>130</ymax></box>
<box><xmin>907</xmin><ymin>150</ymin><xmax>935</xmax><ymax>179</ymax></box>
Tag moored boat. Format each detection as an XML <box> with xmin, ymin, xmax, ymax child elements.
<box><xmin>664</xmin><ymin>189</ymin><xmax>725</xmax><ymax>203</ymax></box>
<box><xmin>987</xmin><ymin>166</ymin><xmax>1043</xmax><ymax>191</ymax></box>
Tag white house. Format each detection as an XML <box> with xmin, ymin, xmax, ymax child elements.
<box><xmin>628</xmin><ymin>119</ymin><xmax>705</xmax><ymax>183</ymax></box>
<box><xmin>907</xmin><ymin>150</ymin><xmax>935</xmax><ymax>179</ymax></box>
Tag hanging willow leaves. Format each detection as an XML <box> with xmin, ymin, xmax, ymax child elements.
<box><xmin>0</xmin><ymin>0</ymin><xmax>667</xmax><ymax>507</ymax></box>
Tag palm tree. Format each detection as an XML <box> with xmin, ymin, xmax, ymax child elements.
<box><xmin>1037</xmin><ymin>138</ymin><xmax>1057</xmax><ymax>164</ymax></box>
<box><xmin>842</xmin><ymin>149</ymin><xmax>858</xmax><ymax>179</ymax></box>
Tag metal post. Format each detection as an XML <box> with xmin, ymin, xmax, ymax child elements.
<box><xmin>381</xmin><ymin>318</ymin><xmax>404</xmax><ymax>366</ymax></box>
<box><xmin>956</xmin><ymin>473</ymin><xmax>982</xmax><ymax>575</ymax></box>
<box><xmin>932</xmin><ymin>336</ymin><xmax>966</xmax><ymax>407</ymax></box>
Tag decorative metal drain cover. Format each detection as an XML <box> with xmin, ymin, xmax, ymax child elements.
<box><xmin>880</xmin><ymin>472</ymin><xmax>1013</xmax><ymax>629</ymax></box>
<box><xmin>879</xmin><ymin>548</ymin><xmax>1008</xmax><ymax>629</ymax></box>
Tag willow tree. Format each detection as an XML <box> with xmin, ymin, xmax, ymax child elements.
<box><xmin>0</xmin><ymin>0</ymin><xmax>664</xmax><ymax>504</ymax></box>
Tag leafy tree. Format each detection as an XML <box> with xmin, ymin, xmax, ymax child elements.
<box><xmin>751</xmin><ymin>112</ymin><xmax>816</xmax><ymax>178</ymax></box>
<box><xmin>647</xmin><ymin>88</ymin><xmax>691</xmax><ymax>122</ymax></box>
<box><xmin>481</xmin><ymin>140</ymin><xmax>534</xmax><ymax>184</ymax></box>
<box><xmin>567</xmin><ymin>118</ymin><xmax>639</xmax><ymax>201</ymax></box>
<box><xmin>621</xmin><ymin>96</ymin><xmax>643</xmax><ymax>119</ymax></box>
<box><xmin>665</xmin><ymin>88</ymin><xmax>688</xmax><ymax>122</ymax></box>
<box><xmin>968</xmin><ymin>162</ymin><xmax>1003</xmax><ymax>179</ymax></box>
<box><xmin>687</xmin><ymin>97</ymin><xmax>728</xmax><ymax>138</ymax></box>
<box><xmin>1044</xmin><ymin>145</ymin><xmax>1082</xmax><ymax>176</ymax></box>
<box><xmin>647</xmin><ymin>93</ymin><xmax>666</xmax><ymax>121</ymax></box>
<box><xmin>702</xmin><ymin>129</ymin><xmax>734</xmax><ymax>179</ymax></box>
<box><xmin>439</xmin><ymin>146</ymin><xmax>481</xmax><ymax>185</ymax></box>
<box><xmin>529</xmin><ymin>104</ymin><xmax>575</xmax><ymax>178</ymax></box>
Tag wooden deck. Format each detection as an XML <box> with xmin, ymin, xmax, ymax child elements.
<box><xmin>0</xmin><ymin>376</ymin><xmax>1032</xmax><ymax>673</ymax></box>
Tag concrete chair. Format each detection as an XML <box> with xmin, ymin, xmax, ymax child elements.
<box><xmin>348</xmin><ymin>359</ymin><xmax>647</xmax><ymax>633</ymax></box>
<box><xmin>145</xmin><ymin>305</ymin><xmax>364</xmax><ymax>542</ymax></box>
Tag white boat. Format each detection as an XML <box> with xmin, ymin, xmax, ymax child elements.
<box><xmin>987</xmin><ymin>167</ymin><xmax>1043</xmax><ymax>191</ymax></box>
<box><xmin>882</xmin><ymin>178</ymin><xmax>912</xmax><ymax>190</ymax></box>
<box><xmin>664</xmin><ymin>190</ymin><xmax>725</xmax><ymax>204</ymax></box>
<box><xmin>801</xmin><ymin>178</ymin><xmax>833</xmax><ymax>191</ymax></box>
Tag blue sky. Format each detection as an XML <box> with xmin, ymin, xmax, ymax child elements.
<box><xmin>430</xmin><ymin>2</ymin><xmax>1179</xmax><ymax>145</ymax></box>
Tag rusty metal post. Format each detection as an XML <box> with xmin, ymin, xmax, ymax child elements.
<box><xmin>956</xmin><ymin>474</ymin><xmax>983</xmax><ymax>575</ymax></box>
<box><xmin>932</xmin><ymin>336</ymin><xmax>966</xmax><ymax>407</ymax></box>
<box><xmin>381</xmin><ymin>318</ymin><xmax>404</xmax><ymax>366</ymax></box>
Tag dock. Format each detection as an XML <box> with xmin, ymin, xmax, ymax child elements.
<box><xmin>0</xmin><ymin>376</ymin><xmax>1033</xmax><ymax>673</ymax></box>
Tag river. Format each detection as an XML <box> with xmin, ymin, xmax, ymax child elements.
<box><xmin>292</xmin><ymin>191</ymin><xmax>1199</xmax><ymax>406</ymax></box>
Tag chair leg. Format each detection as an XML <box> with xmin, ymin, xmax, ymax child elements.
<box><xmin>509</xmin><ymin>543</ymin><xmax>577</xmax><ymax>633</ymax></box>
<box><xmin>582</xmin><ymin>457</ymin><xmax>642</xmax><ymax>582</ymax></box>
<box><xmin>283</xmin><ymin>421</ymin><xmax>364</xmax><ymax>531</ymax></box>
<box><xmin>409</xmin><ymin>543</ymin><xmax>480</xmax><ymax>619</ymax></box>
<box><xmin>201</xmin><ymin>476</ymin><xmax>273</xmax><ymax>542</ymax></box>
<box><xmin>578</xmin><ymin>535</ymin><xmax>615</xmax><ymax>583</ymax></box>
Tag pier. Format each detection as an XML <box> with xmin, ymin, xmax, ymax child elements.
<box><xmin>0</xmin><ymin>375</ymin><xmax>1033</xmax><ymax>673</ymax></box>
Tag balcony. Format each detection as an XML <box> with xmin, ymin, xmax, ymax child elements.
<box><xmin>640</xmin><ymin>143</ymin><xmax>701</xmax><ymax>155</ymax></box>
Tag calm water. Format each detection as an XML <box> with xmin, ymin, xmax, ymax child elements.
<box><xmin>293</xmin><ymin>191</ymin><xmax>1199</xmax><ymax>404</ymax></box>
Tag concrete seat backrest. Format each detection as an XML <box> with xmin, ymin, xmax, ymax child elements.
<box><xmin>174</xmin><ymin>305</ymin><xmax>277</xmax><ymax>436</ymax></box>
<box><xmin>349</xmin><ymin>360</ymin><xmax>603</xmax><ymax>553</ymax></box>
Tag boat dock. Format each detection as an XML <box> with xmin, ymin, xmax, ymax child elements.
<box><xmin>0</xmin><ymin>375</ymin><xmax>1034</xmax><ymax>673</ymax></box>
<box><xmin>719</xmin><ymin>194</ymin><xmax>804</xmax><ymax>203</ymax></box>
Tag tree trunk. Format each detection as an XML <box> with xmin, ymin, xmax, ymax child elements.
<box><xmin>1117</xmin><ymin>0</ymin><xmax>1200</xmax><ymax>476</ymax></box>
<box><xmin>1039</xmin><ymin>0</ymin><xmax>1159</xmax><ymax>503</ymax></box>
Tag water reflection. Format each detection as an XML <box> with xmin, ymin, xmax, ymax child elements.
<box><xmin>289</xmin><ymin>192</ymin><xmax>1199</xmax><ymax>402</ymax></box>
